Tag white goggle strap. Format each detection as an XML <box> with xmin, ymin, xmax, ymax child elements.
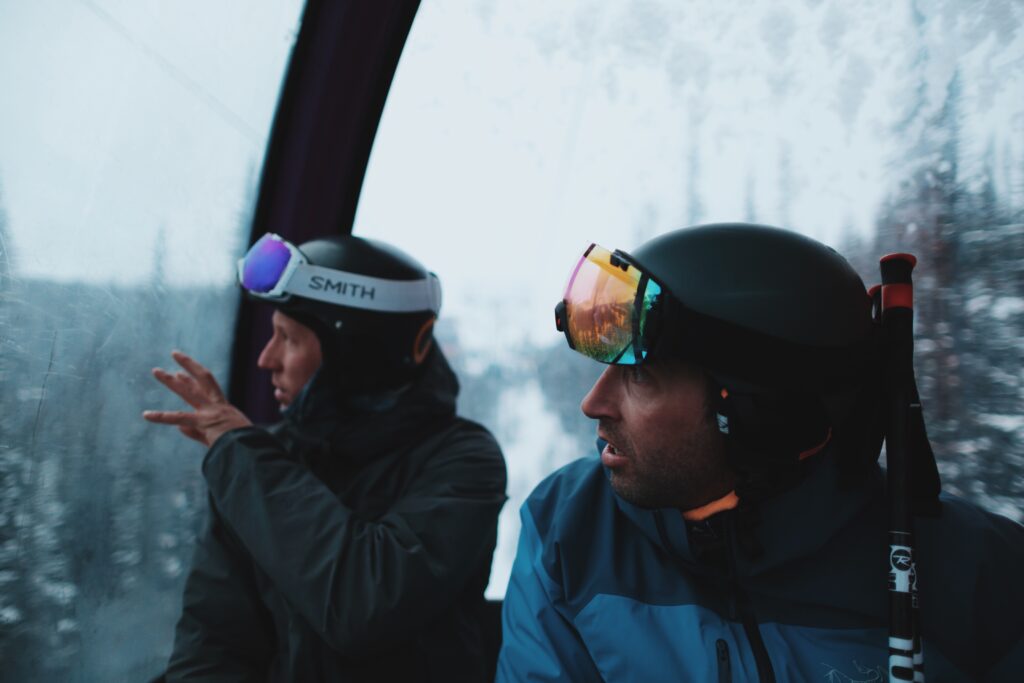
<box><xmin>281</xmin><ymin>263</ymin><xmax>442</xmax><ymax>314</ymax></box>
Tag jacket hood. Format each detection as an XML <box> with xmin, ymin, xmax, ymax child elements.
<box><xmin>610</xmin><ymin>444</ymin><xmax>884</xmax><ymax>577</ymax></box>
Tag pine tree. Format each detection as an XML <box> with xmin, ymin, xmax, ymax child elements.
<box><xmin>873</xmin><ymin>62</ymin><xmax>1024</xmax><ymax>514</ymax></box>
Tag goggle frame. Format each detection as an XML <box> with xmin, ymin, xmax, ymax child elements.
<box><xmin>555</xmin><ymin>243</ymin><xmax>663</xmax><ymax>366</ymax></box>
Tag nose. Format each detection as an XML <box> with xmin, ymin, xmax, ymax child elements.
<box><xmin>257</xmin><ymin>335</ymin><xmax>281</xmax><ymax>371</ymax></box>
<box><xmin>581</xmin><ymin>366</ymin><xmax>621</xmax><ymax>420</ymax></box>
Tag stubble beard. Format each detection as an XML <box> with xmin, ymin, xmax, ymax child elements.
<box><xmin>605</xmin><ymin>421</ymin><xmax>731</xmax><ymax>511</ymax></box>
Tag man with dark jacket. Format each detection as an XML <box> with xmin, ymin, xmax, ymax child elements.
<box><xmin>145</xmin><ymin>234</ymin><xmax>507</xmax><ymax>682</ymax></box>
<box><xmin>496</xmin><ymin>224</ymin><xmax>1024</xmax><ymax>681</ymax></box>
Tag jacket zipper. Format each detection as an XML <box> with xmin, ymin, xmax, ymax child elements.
<box><xmin>725</xmin><ymin>513</ymin><xmax>776</xmax><ymax>683</ymax></box>
<box><xmin>716</xmin><ymin>639</ymin><xmax>732</xmax><ymax>683</ymax></box>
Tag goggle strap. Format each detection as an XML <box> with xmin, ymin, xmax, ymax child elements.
<box><xmin>282</xmin><ymin>263</ymin><xmax>442</xmax><ymax>314</ymax></box>
<box><xmin>608</xmin><ymin>345</ymin><xmax>628</xmax><ymax>364</ymax></box>
<box><xmin>632</xmin><ymin>273</ymin><xmax>650</xmax><ymax>362</ymax></box>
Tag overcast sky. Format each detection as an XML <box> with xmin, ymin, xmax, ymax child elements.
<box><xmin>0</xmin><ymin>0</ymin><xmax>302</xmax><ymax>284</ymax></box>
<box><xmin>1</xmin><ymin>0</ymin><xmax>1022</xmax><ymax>352</ymax></box>
<box><xmin>358</xmin><ymin>0</ymin><xmax>1024</xmax><ymax>350</ymax></box>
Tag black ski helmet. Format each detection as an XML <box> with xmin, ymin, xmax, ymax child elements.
<box><xmin>270</xmin><ymin>235</ymin><xmax>440</xmax><ymax>392</ymax></box>
<box><xmin>631</xmin><ymin>223</ymin><xmax>875</xmax><ymax>390</ymax></box>
<box><xmin>628</xmin><ymin>223</ymin><xmax>882</xmax><ymax>498</ymax></box>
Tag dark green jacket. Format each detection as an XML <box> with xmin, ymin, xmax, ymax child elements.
<box><xmin>166</xmin><ymin>350</ymin><xmax>507</xmax><ymax>682</ymax></box>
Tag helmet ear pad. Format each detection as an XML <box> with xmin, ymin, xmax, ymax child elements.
<box><xmin>713</xmin><ymin>387</ymin><xmax>832</xmax><ymax>501</ymax></box>
<box><xmin>279</xmin><ymin>299</ymin><xmax>436</xmax><ymax>393</ymax></box>
<box><xmin>334</xmin><ymin>310</ymin><xmax>436</xmax><ymax>392</ymax></box>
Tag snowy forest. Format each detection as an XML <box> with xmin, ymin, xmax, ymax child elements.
<box><xmin>2</xmin><ymin>1</ymin><xmax>1024</xmax><ymax>681</ymax></box>
<box><xmin>2</xmin><ymin>85</ymin><xmax>1023</xmax><ymax>675</ymax></box>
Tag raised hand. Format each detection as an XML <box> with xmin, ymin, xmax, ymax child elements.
<box><xmin>143</xmin><ymin>350</ymin><xmax>252</xmax><ymax>447</ymax></box>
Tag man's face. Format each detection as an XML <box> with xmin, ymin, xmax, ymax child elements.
<box><xmin>257</xmin><ymin>311</ymin><xmax>323</xmax><ymax>408</ymax></box>
<box><xmin>581</xmin><ymin>360</ymin><xmax>733</xmax><ymax>510</ymax></box>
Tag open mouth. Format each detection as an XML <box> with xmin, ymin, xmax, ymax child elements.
<box><xmin>600</xmin><ymin>431</ymin><xmax>623</xmax><ymax>455</ymax></box>
<box><xmin>600</xmin><ymin>437</ymin><xmax>629</xmax><ymax>467</ymax></box>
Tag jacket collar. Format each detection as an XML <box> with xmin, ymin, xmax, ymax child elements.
<box><xmin>274</xmin><ymin>347</ymin><xmax>459</xmax><ymax>467</ymax></box>
<box><xmin>610</xmin><ymin>445</ymin><xmax>883</xmax><ymax>577</ymax></box>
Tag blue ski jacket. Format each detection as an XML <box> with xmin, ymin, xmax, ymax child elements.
<box><xmin>497</xmin><ymin>447</ymin><xmax>1024</xmax><ymax>682</ymax></box>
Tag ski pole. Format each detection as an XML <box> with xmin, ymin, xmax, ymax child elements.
<box><xmin>879</xmin><ymin>253</ymin><xmax>924</xmax><ymax>683</ymax></box>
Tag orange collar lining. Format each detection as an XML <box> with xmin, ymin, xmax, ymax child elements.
<box><xmin>682</xmin><ymin>490</ymin><xmax>740</xmax><ymax>521</ymax></box>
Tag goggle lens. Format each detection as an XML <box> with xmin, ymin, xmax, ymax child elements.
<box><xmin>560</xmin><ymin>244</ymin><xmax>661</xmax><ymax>365</ymax></box>
<box><xmin>240</xmin><ymin>234</ymin><xmax>295</xmax><ymax>293</ymax></box>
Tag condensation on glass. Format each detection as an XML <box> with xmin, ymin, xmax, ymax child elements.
<box><xmin>0</xmin><ymin>2</ymin><xmax>303</xmax><ymax>679</ymax></box>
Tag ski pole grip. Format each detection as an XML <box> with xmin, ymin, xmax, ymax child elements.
<box><xmin>880</xmin><ymin>253</ymin><xmax>917</xmax><ymax>312</ymax></box>
<box><xmin>878</xmin><ymin>251</ymin><xmax>917</xmax><ymax>510</ymax></box>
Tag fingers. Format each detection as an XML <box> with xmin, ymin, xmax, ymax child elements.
<box><xmin>142</xmin><ymin>410</ymin><xmax>198</xmax><ymax>426</ymax></box>
<box><xmin>143</xmin><ymin>406</ymin><xmax>250</xmax><ymax>448</ymax></box>
<box><xmin>144</xmin><ymin>410</ymin><xmax>204</xmax><ymax>444</ymax></box>
<box><xmin>171</xmin><ymin>350</ymin><xmax>227</xmax><ymax>401</ymax></box>
<box><xmin>152</xmin><ymin>368</ymin><xmax>206</xmax><ymax>408</ymax></box>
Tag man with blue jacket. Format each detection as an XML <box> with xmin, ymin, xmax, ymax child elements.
<box><xmin>497</xmin><ymin>224</ymin><xmax>1024</xmax><ymax>681</ymax></box>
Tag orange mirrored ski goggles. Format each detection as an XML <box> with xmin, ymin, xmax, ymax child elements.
<box><xmin>554</xmin><ymin>243</ymin><xmax>663</xmax><ymax>365</ymax></box>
